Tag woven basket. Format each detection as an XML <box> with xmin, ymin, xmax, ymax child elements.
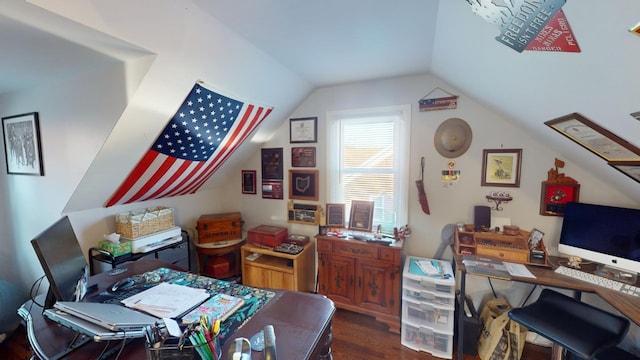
<box><xmin>116</xmin><ymin>206</ymin><xmax>175</xmax><ymax>239</ymax></box>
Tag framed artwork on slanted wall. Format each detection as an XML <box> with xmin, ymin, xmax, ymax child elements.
<box><xmin>2</xmin><ymin>112</ymin><xmax>44</xmax><ymax>176</ymax></box>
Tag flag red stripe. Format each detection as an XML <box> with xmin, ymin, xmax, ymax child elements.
<box><xmin>125</xmin><ymin>156</ymin><xmax>179</xmax><ymax>203</ymax></box>
<box><xmin>140</xmin><ymin>161</ymin><xmax>205</xmax><ymax>202</ymax></box>
<box><xmin>105</xmin><ymin>150</ymin><xmax>160</xmax><ymax>207</ymax></box>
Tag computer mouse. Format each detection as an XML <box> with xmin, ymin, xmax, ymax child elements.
<box><xmin>109</xmin><ymin>278</ymin><xmax>135</xmax><ymax>293</ymax></box>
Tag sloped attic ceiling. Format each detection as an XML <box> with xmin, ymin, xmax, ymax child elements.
<box><xmin>4</xmin><ymin>0</ymin><xmax>640</xmax><ymax>210</ymax></box>
<box><xmin>201</xmin><ymin>0</ymin><xmax>640</xmax><ymax>202</ymax></box>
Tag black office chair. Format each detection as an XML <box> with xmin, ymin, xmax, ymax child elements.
<box><xmin>508</xmin><ymin>289</ymin><xmax>630</xmax><ymax>360</ymax></box>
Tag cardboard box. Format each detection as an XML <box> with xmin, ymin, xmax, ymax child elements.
<box><xmin>99</xmin><ymin>240</ymin><xmax>132</xmax><ymax>257</ymax></box>
<box><xmin>197</xmin><ymin>212</ymin><xmax>242</xmax><ymax>244</ymax></box>
<box><xmin>248</xmin><ymin>225</ymin><xmax>288</xmax><ymax>248</ymax></box>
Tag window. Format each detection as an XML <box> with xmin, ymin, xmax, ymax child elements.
<box><xmin>327</xmin><ymin>105</ymin><xmax>411</xmax><ymax>234</ymax></box>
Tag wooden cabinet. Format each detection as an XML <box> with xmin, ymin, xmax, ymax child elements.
<box><xmin>241</xmin><ymin>242</ymin><xmax>315</xmax><ymax>292</ymax></box>
<box><xmin>316</xmin><ymin>235</ymin><xmax>404</xmax><ymax>333</ymax></box>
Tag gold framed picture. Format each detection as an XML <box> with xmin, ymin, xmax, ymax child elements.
<box><xmin>545</xmin><ymin>112</ymin><xmax>640</xmax><ymax>161</ymax></box>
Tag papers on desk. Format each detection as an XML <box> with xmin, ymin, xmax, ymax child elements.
<box><xmin>462</xmin><ymin>255</ymin><xmax>512</xmax><ymax>280</ymax></box>
<box><xmin>121</xmin><ymin>282</ymin><xmax>210</xmax><ymax>318</ymax></box>
<box><xmin>462</xmin><ymin>255</ymin><xmax>537</xmax><ymax>280</ymax></box>
<box><xmin>503</xmin><ymin>262</ymin><xmax>536</xmax><ymax>278</ymax></box>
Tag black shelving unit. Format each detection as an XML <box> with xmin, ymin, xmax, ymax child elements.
<box><xmin>88</xmin><ymin>230</ymin><xmax>191</xmax><ymax>275</ymax></box>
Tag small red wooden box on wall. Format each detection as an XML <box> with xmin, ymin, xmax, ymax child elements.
<box><xmin>248</xmin><ymin>225</ymin><xmax>288</xmax><ymax>248</ymax></box>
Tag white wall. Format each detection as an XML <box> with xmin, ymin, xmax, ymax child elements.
<box><xmin>243</xmin><ymin>73</ymin><xmax>635</xmax><ymax>256</ymax></box>
<box><xmin>0</xmin><ymin>59</ymin><xmax>242</xmax><ymax>290</ymax></box>
<box><xmin>239</xmin><ymin>73</ymin><xmax>640</xmax><ymax>347</ymax></box>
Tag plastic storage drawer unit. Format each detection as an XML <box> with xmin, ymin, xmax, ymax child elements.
<box><xmin>401</xmin><ymin>256</ymin><xmax>455</xmax><ymax>359</ymax></box>
<box><xmin>402</xmin><ymin>321</ymin><xmax>453</xmax><ymax>358</ymax></box>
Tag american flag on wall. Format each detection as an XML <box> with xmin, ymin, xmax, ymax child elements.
<box><xmin>105</xmin><ymin>82</ymin><xmax>273</xmax><ymax>207</ymax></box>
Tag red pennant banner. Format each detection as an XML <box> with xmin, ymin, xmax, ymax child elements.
<box><xmin>526</xmin><ymin>9</ymin><xmax>580</xmax><ymax>52</ymax></box>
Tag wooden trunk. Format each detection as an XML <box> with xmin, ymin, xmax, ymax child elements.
<box><xmin>196</xmin><ymin>212</ymin><xmax>242</xmax><ymax>244</ymax></box>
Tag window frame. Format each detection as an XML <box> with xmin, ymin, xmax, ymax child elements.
<box><xmin>326</xmin><ymin>104</ymin><xmax>411</xmax><ymax>234</ymax></box>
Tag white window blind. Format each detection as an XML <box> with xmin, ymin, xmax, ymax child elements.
<box><xmin>327</xmin><ymin>105</ymin><xmax>410</xmax><ymax>233</ymax></box>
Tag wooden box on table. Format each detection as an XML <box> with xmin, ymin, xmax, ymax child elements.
<box><xmin>247</xmin><ymin>225</ymin><xmax>288</xmax><ymax>248</ymax></box>
<box><xmin>196</xmin><ymin>212</ymin><xmax>242</xmax><ymax>244</ymax></box>
<box><xmin>195</xmin><ymin>212</ymin><xmax>243</xmax><ymax>279</ymax></box>
<box><xmin>454</xmin><ymin>229</ymin><xmax>549</xmax><ymax>266</ymax></box>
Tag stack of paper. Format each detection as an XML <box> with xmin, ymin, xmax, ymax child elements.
<box><xmin>462</xmin><ymin>255</ymin><xmax>512</xmax><ymax>280</ymax></box>
<box><xmin>121</xmin><ymin>282</ymin><xmax>210</xmax><ymax>318</ymax></box>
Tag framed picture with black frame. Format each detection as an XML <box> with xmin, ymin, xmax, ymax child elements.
<box><xmin>241</xmin><ymin>170</ymin><xmax>257</xmax><ymax>194</ymax></box>
<box><xmin>289</xmin><ymin>117</ymin><xmax>317</xmax><ymax>143</ymax></box>
<box><xmin>2</xmin><ymin>112</ymin><xmax>44</xmax><ymax>176</ymax></box>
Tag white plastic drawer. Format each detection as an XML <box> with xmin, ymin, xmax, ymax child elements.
<box><xmin>403</xmin><ymin>276</ymin><xmax>455</xmax><ymax>295</ymax></box>
<box><xmin>402</xmin><ymin>283</ymin><xmax>455</xmax><ymax>308</ymax></box>
<box><xmin>402</xmin><ymin>297</ymin><xmax>454</xmax><ymax>334</ymax></box>
<box><xmin>401</xmin><ymin>321</ymin><xmax>453</xmax><ymax>359</ymax></box>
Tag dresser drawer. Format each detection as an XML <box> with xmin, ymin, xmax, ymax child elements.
<box><xmin>379</xmin><ymin>247</ymin><xmax>400</xmax><ymax>264</ymax></box>
<box><xmin>316</xmin><ymin>238</ymin><xmax>334</xmax><ymax>253</ymax></box>
<box><xmin>334</xmin><ymin>241</ymin><xmax>378</xmax><ymax>260</ymax></box>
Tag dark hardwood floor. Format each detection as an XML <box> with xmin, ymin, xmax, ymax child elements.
<box><xmin>330</xmin><ymin>309</ymin><xmax>550</xmax><ymax>360</ymax></box>
<box><xmin>0</xmin><ymin>308</ymin><xmax>551</xmax><ymax>359</ymax></box>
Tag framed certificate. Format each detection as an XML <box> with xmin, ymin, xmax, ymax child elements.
<box><xmin>545</xmin><ymin>113</ymin><xmax>640</xmax><ymax>161</ymax></box>
<box><xmin>608</xmin><ymin>161</ymin><xmax>640</xmax><ymax>183</ymax></box>
<box><xmin>289</xmin><ymin>117</ymin><xmax>317</xmax><ymax>143</ymax></box>
<box><xmin>348</xmin><ymin>200</ymin><xmax>374</xmax><ymax>232</ymax></box>
<box><xmin>326</xmin><ymin>203</ymin><xmax>345</xmax><ymax>228</ymax></box>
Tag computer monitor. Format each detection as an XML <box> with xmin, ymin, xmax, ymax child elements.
<box><xmin>31</xmin><ymin>216</ymin><xmax>89</xmax><ymax>308</ymax></box>
<box><xmin>558</xmin><ymin>202</ymin><xmax>640</xmax><ymax>275</ymax></box>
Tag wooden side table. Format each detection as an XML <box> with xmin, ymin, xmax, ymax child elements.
<box><xmin>241</xmin><ymin>241</ymin><xmax>315</xmax><ymax>292</ymax></box>
<box><xmin>194</xmin><ymin>238</ymin><xmax>244</xmax><ymax>279</ymax></box>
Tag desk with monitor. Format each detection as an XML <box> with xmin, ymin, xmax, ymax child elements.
<box><xmin>19</xmin><ymin>258</ymin><xmax>335</xmax><ymax>360</ymax></box>
<box><xmin>454</xmin><ymin>254</ymin><xmax>640</xmax><ymax>360</ymax></box>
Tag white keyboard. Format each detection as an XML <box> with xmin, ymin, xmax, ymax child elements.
<box><xmin>554</xmin><ymin>266</ymin><xmax>640</xmax><ymax>297</ymax></box>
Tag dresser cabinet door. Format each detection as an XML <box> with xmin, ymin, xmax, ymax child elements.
<box><xmin>319</xmin><ymin>253</ymin><xmax>355</xmax><ymax>305</ymax></box>
<box><xmin>356</xmin><ymin>258</ymin><xmax>399</xmax><ymax>315</ymax></box>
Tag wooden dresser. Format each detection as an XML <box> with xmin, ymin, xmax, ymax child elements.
<box><xmin>316</xmin><ymin>235</ymin><xmax>404</xmax><ymax>333</ymax></box>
